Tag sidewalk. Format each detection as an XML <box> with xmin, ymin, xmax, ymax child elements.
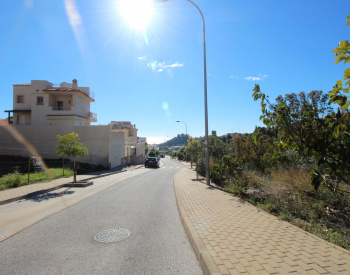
<box><xmin>0</xmin><ymin>165</ymin><xmax>143</xmax><ymax>206</ymax></box>
<box><xmin>173</xmin><ymin>165</ymin><xmax>350</xmax><ymax>275</ymax></box>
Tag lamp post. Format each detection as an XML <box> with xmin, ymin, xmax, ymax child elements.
<box><xmin>158</xmin><ymin>0</ymin><xmax>210</xmax><ymax>185</ymax></box>
<box><xmin>176</xmin><ymin>120</ymin><xmax>187</xmax><ymax>136</ymax></box>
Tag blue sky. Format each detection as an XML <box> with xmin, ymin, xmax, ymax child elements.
<box><xmin>1</xmin><ymin>0</ymin><xmax>349</xmax><ymax>144</ymax></box>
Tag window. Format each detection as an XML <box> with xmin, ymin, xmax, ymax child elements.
<box><xmin>37</xmin><ymin>96</ymin><xmax>44</xmax><ymax>105</ymax></box>
<box><xmin>57</xmin><ymin>101</ymin><xmax>63</xmax><ymax>110</ymax></box>
<box><xmin>17</xmin><ymin>95</ymin><xmax>24</xmax><ymax>103</ymax></box>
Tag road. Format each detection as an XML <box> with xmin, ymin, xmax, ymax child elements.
<box><xmin>0</xmin><ymin>157</ymin><xmax>202</xmax><ymax>275</ymax></box>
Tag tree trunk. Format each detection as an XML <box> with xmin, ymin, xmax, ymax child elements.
<box><xmin>62</xmin><ymin>158</ymin><xmax>65</xmax><ymax>176</ymax></box>
<box><xmin>73</xmin><ymin>156</ymin><xmax>77</xmax><ymax>183</ymax></box>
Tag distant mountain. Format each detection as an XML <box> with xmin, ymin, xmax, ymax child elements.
<box><xmin>159</xmin><ymin>134</ymin><xmax>190</xmax><ymax>146</ymax></box>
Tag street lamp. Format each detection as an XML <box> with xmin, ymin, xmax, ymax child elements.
<box><xmin>176</xmin><ymin>120</ymin><xmax>187</xmax><ymax>136</ymax></box>
<box><xmin>158</xmin><ymin>0</ymin><xmax>210</xmax><ymax>185</ymax></box>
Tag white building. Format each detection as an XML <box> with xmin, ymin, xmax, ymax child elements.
<box><xmin>4</xmin><ymin>79</ymin><xmax>96</xmax><ymax>126</ymax></box>
<box><xmin>1</xmin><ymin>80</ymin><xmax>145</xmax><ymax>169</ymax></box>
<box><xmin>137</xmin><ymin>137</ymin><xmax>147</xmax><ymax>143</ymax></box>
<box><xmin>110</xmin><ymin>121</ymin><xmax>145</xmax><ymax>164</ymax></box>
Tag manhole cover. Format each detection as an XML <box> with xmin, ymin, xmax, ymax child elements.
<box><xmin>93</xmin><ymin>227</ymin><xmax>131</xmax><ymax>243</ymax></box>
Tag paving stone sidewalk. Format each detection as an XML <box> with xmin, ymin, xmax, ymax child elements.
<box><xmin>173</xmin><ymin>165</ymin><xmax>350</xmax><ymax>275</ymax></box>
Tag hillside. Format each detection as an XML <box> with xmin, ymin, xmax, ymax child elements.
<box><xmin>159</xmin><ymin>134</ymin><xmax>190</xmax><ymax>146</ymax></box>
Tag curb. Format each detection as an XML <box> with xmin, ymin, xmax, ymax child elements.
<box><xmin>176</xmin><ymin>161</ymin><xmax>350</xmax><ymax>257</ymax></box>
<box><xmin>0</xmin><ymin>165</ymin><xmax>144</xmax><ymax>206</ymax></box>
<box><xmin>173</xmin><ymin>168</ymin><xmax>221</xmax><ymax>275</ymax></box>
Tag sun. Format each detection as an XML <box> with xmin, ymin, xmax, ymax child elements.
<box><xmin>119</xmin><ymin>0</ymin><xmax>155</xmax><ymax>30</ymax></box>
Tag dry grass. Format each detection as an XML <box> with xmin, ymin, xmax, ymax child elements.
<box><xmin>228</xmin><ymin>167</ymin><xmax>350</xmax><ymax>250</ymax></box>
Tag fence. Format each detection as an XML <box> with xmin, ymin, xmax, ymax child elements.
<box><xmin>121</xmin><ymin>154</ymin><xmax>145</xmax><ymax>167</ymax></box>
<box><xmin>0</xmin><ymin>151</ymin><xmax>109</xmax><ymax>176</ymax></box>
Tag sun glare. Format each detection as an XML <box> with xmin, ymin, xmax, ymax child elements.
<box><xmin>119</xmin><ymin>0</ymin><xmax>155</xmax><ymax>30</ymax></box>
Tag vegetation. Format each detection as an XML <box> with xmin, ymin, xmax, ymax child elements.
<box><xmin>159</xmin><ymin>134</ymin><xmax>189</xmax><ymax>146</ymax></box>
<box><xmin>182</xmin><ymin>16</ymin><xmax>350</xmax><ymax>249</ymax></box>
<box><xmin>0</xmin><ymin>168</ymin><xmax>74</xmax><ymax>191</ymax></box>
<box><xmin>56</xmin><ymin>132</ymin><xmax>88</xmax><ymax>183</ymax></box>
<box><xmin>148</xmin><ymin>150</ymin><xmax>160</xmax><ymax>157</ymax></box>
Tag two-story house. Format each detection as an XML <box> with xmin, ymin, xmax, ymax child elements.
<box><xmin>5</xmin><ymin>79</ymin><xmax>97</xmax><ymax>126</ymax></box>
<box><xmin>1</xmin><ymin>79</ymin><xmax>145</xmax><ymax>169</ymax></box>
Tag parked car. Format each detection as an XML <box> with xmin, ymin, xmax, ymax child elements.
<box><xmin>145</xmin><ymin>157</ymin><xmax>160</xmax><ymax>168</ymax></box>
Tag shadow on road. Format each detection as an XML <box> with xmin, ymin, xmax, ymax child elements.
<box><xmin>22</xmin><ymin>188</ymin><xmax>75</xmax><ymax>202</ymax></box>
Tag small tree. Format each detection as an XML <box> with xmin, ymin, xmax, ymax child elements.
<box><xmin>186</xmin><ymin>136</ymin><xmax>199</xmax><ymax>169</ymax></box>
<box><xmin>56</xmin><ymin>132</ymin><xmax>88</xmax><ymax>183</ymax></box>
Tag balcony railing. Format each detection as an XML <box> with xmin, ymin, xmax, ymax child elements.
<box><xmin>88</xmin><ymin>112</ymin><xmax>97</xmax><ymax>122</ymax></box>
<box><xmin>51</xmin><ymin>83</ymin><xmax>95</xmax><ymax>100</ymax></box>
<box><xmin>51</xmin><ymin>106</ymin><xmax>72</xmax><ymax>111</ymax></box>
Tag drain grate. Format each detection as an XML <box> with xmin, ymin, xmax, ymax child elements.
<box><xmin>93</xmin><ymin>227</ymin><xmax>131</xmax><ymax>243</ymax></box>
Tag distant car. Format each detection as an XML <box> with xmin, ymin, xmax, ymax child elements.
<box><xmin>160</xmin><ymin>154</ymin><xmax>165</xmax><ymax>158</ymax></box>
<box><xmin>145</xmin><ymin>157</ymin><xmax>160</xmax><ymax>168</ymax></box>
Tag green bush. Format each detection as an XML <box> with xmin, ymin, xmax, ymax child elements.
<box><xmin>177</xmin><ymin>151</ymin><xmax>185</xmax><ymax>161</ymax></box>
<box><xmin>197</xmin><ymin>157</ymin><xmax>206</xmax><ymax>177</ymax></box>
<box><xmin>6</xmin><ymin>172</ymin><xmax>23</xmax><ymax>189</ymax></box>
<box><xmin>210</xmin><ymin>164</ymin><xmax>225</xmax><ymax>186</ymax></box>
<box><xmin>0</xmin><ymin>168</ymin><xmax>74</xmax><ymax>191</ymax></box>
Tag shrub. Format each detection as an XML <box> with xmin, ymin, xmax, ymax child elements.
<box><xmin>7</xmin><ymin>172</ymin><xmax>23</xmax><ymax>188</ymax></box>
<box><xmin>210</xmin><ymin>164</ymin><xmax>225</xmax><ymax>186</ymax></box>
<box><xmin>197</xmin><ymin>157</ymin><xmax>206</xmax><ymax>177</ymax></box>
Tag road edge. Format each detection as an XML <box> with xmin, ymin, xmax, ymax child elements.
<box><xmin>173</xmin><ymin>167</ymin><xmax>221</xmax><ymax>275</ymax></box>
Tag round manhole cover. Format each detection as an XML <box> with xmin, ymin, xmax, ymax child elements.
<box><xmin>93</xmin><ymin>227</ymin><xmax>131</xmax><ymax>243</ymax></box>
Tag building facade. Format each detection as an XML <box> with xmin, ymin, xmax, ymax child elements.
<box><xmin>1</xmin><ymin>80</ymin><xmax>145</xmax><ymax>169</ymax></box>
<box><xmin>110</xmin><ymin>121</ymin><xmax>145</xmax><ymax>165</ymax></box>
<box><xmin>5</xmin><ymin>79</ymin><xmax>97</xmax><ymax>126</ymax></box>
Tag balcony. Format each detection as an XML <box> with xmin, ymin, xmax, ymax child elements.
<box><xmin>51</xmin><ymin>106</ymin><xmax>72</xmax><ymax>111</ymax></box>
<box><xmin>87</xmin><ymin>112</ymin><xmax>97</xmax><ymax>122</ymax></box>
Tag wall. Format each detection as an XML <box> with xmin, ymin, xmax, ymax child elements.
<box><xmin>0</xmin><ymin>125</ymin><xmax>123</xmax><ymax>168</ymax></box>
<box><xmin>109</xmin><ymin>131</ymin><xmax>125</xmax><ymax>168</ymax></box>
<box><xmin>136</xmin><ymin>143</ymin><xmax>145</xmax><ymax>157</ymax></box>
<box><xmin>13</xmin><ymin>85</ymin><xmax>32</xmax><ymax>111</ymax></box>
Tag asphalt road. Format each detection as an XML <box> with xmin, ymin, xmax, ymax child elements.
<box><xmin>0</xmin><ymin>158</ymin><xmax>202</xmax><ymax>275</ymax></box>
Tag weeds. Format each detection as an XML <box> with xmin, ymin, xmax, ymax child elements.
<box><xmin>225</xmin><ymin>167</ymin><xmax>350</xmax><ymax>250</ymax></box>
<box><xmin>0</xmin><ymin>168</ymin><xmax>74</xmax><ymax>191</ymax></box>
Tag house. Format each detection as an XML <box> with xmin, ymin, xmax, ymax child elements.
<box><xmin>110</xmin><ymin>121</ymin><xmax>138</xmax><ymax>153</ymax></box>
<box><xmin>110</xmin><ymin>121</ymin><xmax>145</xmax><ymax>165</ymax></box>
<box><xmin>4</xmin><ymin>79</ymin><xmax>96</xmax><ymax>126</ymax></box>
<box><xmin>1</xmin><ymin>80</ymin><xmax>145</xmax><ymax>169</ymax></box>
<box><xmin>137</xmin><ymin>137</ymin><xmax>147</xmax><ymax>143</ymax></box>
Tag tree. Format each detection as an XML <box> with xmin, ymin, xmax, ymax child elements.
<box><xmin>253</xmin><ymin>83</ymin><xmax>350</xmax><ymax>191</ymax></box>
<box><xmin>329</xmin><ymin>15</ymin><xmax>350</xmax><ymax>110</ymax></box>
<box><xmin>209</xmin><ymin>131</ymin><xmax>229</xmax><ymax>165</ymax></box>
<box><xmin>186</xmin><ymin>136</ymin><xmax>200</xmax><ymax>169</ymax></box>
<box><xmin>56</xmin><ymin>132</ymin><xmax>88</xmax><ymax>183</ymax></box>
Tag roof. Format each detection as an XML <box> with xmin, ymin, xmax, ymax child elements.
<box><xmin>4</xmin><ymin>110</ymin><xmax>31</xmax><ymax>113</ymax></box>
<box><xmin>42</xmin><ymin>89</ymin><xmax>94</xmax><ymax>102</ymax></box>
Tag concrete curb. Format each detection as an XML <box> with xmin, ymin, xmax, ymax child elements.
<box><xmin>174</xmin><ymin>161</ymin><xmax>350</xmax><ymax>257</ymax></box>
<box><xmin>0</xmin><ymin>165</ymin><xmax>144</xmax><ymax>206</ymax></box>
<box><xmin>173</xmin><ymin>168</ymin><xmax>221</xmax><ymax>275</ymax></box>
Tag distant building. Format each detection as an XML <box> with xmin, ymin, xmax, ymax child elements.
<box><xmin>110</xmin><ymin>121</ymin><xmax>145</xmax><ymax>160</ymax></box>
<box><xmin>169</xmin><ymin>146</ymin><xmax>185</xmax><ymax>152</ymax></box>
<box><xmin>138</xmin><ymin>137</ymin><xmax>147</xmax><ymax>143</ymax></box>
<box><xmin>4</xmin><ymin>79</ymin><xmax>96</xmax><ymax>126</ymax></box>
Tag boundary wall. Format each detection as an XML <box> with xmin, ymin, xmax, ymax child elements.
<box><xmin>0</xmin><ymin>125</ymin><xmax>126</xmax><ymax>168</ymax></box>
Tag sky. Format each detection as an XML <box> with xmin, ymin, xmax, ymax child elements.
<box><xmin>0</xmin><ymin>0</ymin><xmax>349</xmax><ymax>144</ymax></box>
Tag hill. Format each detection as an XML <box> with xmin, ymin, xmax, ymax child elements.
<box><xmin>159</xmin><ymin>134</ymin><xmax>190</xmax><ymax>146</ymax></box>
